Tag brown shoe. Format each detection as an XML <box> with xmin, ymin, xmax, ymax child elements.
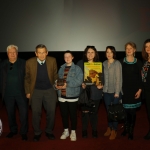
<box><xmin>109</xmin><ymin>130</ymin><xmax>117</xmax><ymax>140</ymax></box>
<box><xmin>104</xmin><ymin>127</ymin><xmax>111</xmax><ymax>136</ymax></box>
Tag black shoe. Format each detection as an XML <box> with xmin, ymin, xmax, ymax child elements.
<box><xmin>144</xmin><ymin>130</ymin><xmax>150</xmax><ymax>140</ymax></box>
<box><xmin>45</xmin><ymin>133</ymin><xmax>55</xmax><ymax>140</ymax></box>
<box><xmin>6</xmin><ymin>132</ymin><xmax>17</xmax><ymax>138</ymax></box>
<box><xmin>128</xmin><ymin>124</ymin><xmax>134</xmax><ymax>140</ymax></box>
<box><xmin>82</xmin><ymin>130</ymin><xmax>87</xmax><ymax>138</ymax></box>
<box><xmin>92</xmin><ymin>130</ymin><xmax>98</xmax><ymax>138</ymax></box>
<box><xmin>22</xmin><ymin>134</ymin><xmax>28</xmax><ymax>141</ymax></box>
<box><xmin>33</xmin><ymin>134</ymin><xmax>41</xmax><ymax>142</ymax></box>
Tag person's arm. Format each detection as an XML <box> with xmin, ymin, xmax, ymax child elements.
<box><xmin>115</xmin><ymin>61</ymin><xmax>122</xmax><ymax>97</ymax></box>
<box><xmin>135</xmin><ymin>60</ymin><xmax>143</xmax><ymax>99</ymax></box>
<box><xmin>52</xmin><ymin>58</ymin><xmax>58</xmax><ymax>83</ymax></box>
<box><xmin>24</xmin><ymin>61</ymin><xmax>31</xmax><ymax>99</ymax></box>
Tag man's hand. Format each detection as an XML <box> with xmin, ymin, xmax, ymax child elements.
<box><xmin>26</xmin><ymin>93</ymin><xmax>30</xmax><ymax>99</ymax></box>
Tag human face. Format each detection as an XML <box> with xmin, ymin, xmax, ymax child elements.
<box><xmin>35</xmin><ymin>48</ymin><xmax>48</xmax><ymax>61</ymax></box>
<box><xmin>106</xmin><ymin>48</ymin><xmax>113</xmax><ymax>60</ymax></box>
<box><xmin>64</xmin><ymin>53</ymin><xmax>73</xmax><ymax>66</ymax></box>
<box><xmin>125</xmin><ymin>44</ymin><xmax>136</xmax><ymax>57</ymax></box>
<box><xmin>7</xmin><ymin>48</ymin><xmax>18</xmax><ymax>63</ymax></box>
<box><xmin>86</xmin><ymin>48</ymin><xmax>95</xmax><ymax>62</ymax></box>
<box><xmin>145</xmin><ymin>42</ymin><xmax>150</xmax><ymax>56</ymax></box>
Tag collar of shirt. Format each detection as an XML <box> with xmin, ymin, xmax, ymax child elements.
<box><xmin>37</xmin><ymin>58</ymin><xmax>46</xmax><ymax>65</ymax></box>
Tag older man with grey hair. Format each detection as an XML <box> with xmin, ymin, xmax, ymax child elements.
<box><xmin>0</xmin><ymin>45</ymin><xmax>28</xmax><ymax>140</ymax></box>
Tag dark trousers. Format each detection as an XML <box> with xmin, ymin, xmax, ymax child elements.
<box><xmin>144</xmin><ymin>87</ymin><xmax>150</xmax><ymax>121</ymax></box>
<box><xmin>4</xmin><ymin>95</ymin><xmax>28</xmax><ymax>134</ymax></box>
<box><xmin>82</xmin><ymin>100</ymin><xmax>100</xmax><ymax>131</ymax></box>
<box><xmin>31</xmin><ymin>88</ymin><xmax>57</xmax><ymax>135</ymax></box>
<box><xmin>59</xmin><ymin>101</ymin><xmax>78</xmax><ymax>130</ymax></box>
<box><xmin>103</xmin><ymin>93</ymin><xmax>120</xmax><ymax>130</ymax></box>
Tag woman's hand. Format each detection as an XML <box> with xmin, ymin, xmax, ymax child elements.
<box><xmin>82</xmin><ymin>83</ymin><xmax>86</xmax><ymax>89</ymax></box>
<box><xmin>97</xmin><ymin>83</ymin><xmax>103</xmax><ymax>89</ymax></box>
<box><xmin>114</xmin><ymin>94</ymin><xmax>119</xmax><ymax>98</ymax></box>
<box><xmin>135</xmin><ymin>89</ymin><xmax>142</xmax><ymax>99</ymax></box>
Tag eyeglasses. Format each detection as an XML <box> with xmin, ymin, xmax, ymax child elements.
<box><xmin>9</xmin><ymin>63</ymin><xmax>14</xmax><ymax>70</ymax></box>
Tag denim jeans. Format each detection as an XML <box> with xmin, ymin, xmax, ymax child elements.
<box><xmin>103</xmin><ymin>93</ymin><xmax>121</xmax><ymax>130</ymax></box>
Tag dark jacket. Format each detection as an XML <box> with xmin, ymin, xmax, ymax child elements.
<box><xmin>0</xmin><ymin>58</ymin><xmax>26</xmax><ymax>100</ymax></box>
<box><xmin>76</xmin><ymin>60</ymin><xmax>103</xmax><ymax>100</ymax></box>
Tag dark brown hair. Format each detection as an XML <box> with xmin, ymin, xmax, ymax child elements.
<box><xmin>105</xmin><ymin>46</ymin><xmax>116</xmax><ymax>59</ymax></box>
<box><xmin>64</xmin><ymin>50</ymin><xmax>74</xmax><ymax>57</ymax></box>
<box><xmin>142</xmin><ymin>39</ymin><xmax>150</xmax><ymax>61</ymax></box>
<box><xmin>83</xmin><ymin>46</ymin><xmax>99</xmax><ymax>62</ymax></box>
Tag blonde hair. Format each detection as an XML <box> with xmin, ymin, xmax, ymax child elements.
<box><xmin>7</xmin><ymin>45</ymin><xmax>18</xmax><ymax>52</ymax></box>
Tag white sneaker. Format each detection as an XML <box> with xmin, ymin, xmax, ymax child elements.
<box><xmin>70</xmin><ymin>132</ymin><xmax>76</xmax><ymax>141</ymax></box>
<box><xmin>60</xmin><ymin>131</ymin><xmax>69</xmax><ymax>139</ymax></box>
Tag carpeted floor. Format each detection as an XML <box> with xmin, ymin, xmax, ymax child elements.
<box><xmin>0</xmin><ymin>100</ymin><xmax>150</xmax><ymax>150</ymax></box>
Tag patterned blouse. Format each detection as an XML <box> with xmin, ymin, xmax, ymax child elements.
<box><xmin>142</xmin><ymin>61</ymin><xmax>150</xmax><ymax>83</ymax></box>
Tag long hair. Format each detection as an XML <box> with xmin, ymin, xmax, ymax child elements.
<box><xmin>142</xmin><ymin>39</ymin><xmax>150</xmax><ymax>61</ymax></box>
<box><xmin>83</xmin><ymin>46</ymin><xmax>99</xmax><ymax>62</ymax></box>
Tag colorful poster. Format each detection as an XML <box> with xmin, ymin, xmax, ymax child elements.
<box><xmin>84</xmin><ymin>62</ymin><xmax>103</xmax><ymax>85</ymax></box>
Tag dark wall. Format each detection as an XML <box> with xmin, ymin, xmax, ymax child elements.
<box><xmin>0</xmin><ymin>51</ymin><xmax>143</xmax><ymax>68</ymax></box>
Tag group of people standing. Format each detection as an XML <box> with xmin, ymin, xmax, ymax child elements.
<box><xmin>0</xmin><ymin>39</ymin><xmax>150</xmax><ymax>142</ymax></box>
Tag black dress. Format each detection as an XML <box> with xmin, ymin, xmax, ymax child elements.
<box><xmin>120</xmin><ymin>58</ymin><xmax>142</xmax><ymax>108</ymax></box>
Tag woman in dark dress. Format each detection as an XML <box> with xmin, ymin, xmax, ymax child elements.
<box><xmin>120</xmin><ymin>42</ymin><xmax>142</xmax><ymax>140</ymax></box>
<box><xmin>77</xmin><ymin>46</ymin><xmax>103</xmax><ymax>138</ymax></box>
<box><xmin>141</xmin><ymin>39</ymin><xmax>150</xmax><ymax>140</ymax></box>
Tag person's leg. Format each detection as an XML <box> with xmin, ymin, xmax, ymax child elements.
<box><xmin>121</xmin><ymin>108</ymin><xmax>130</xmax><ymax>136</ymax></box>
<box><xmin>106</xmin><ymin>93</ymin><xmax>119</xmax><ymax>140</ymax></box>
<box><xmin>15</xmin><ymin>95</ymin><xmax>28</xmax><ymax>135</ymax></box>
<box><xmin>112</xmin><ymin>95</ymin><xmax>120</xmax><ymax>130</ymax></box>
<box><xmin>4</xmin><ymin>96</ymin><xmax>18</xmax><ymax>135</ymax></box>
<box><xmin>68</xmin><ymin>101</ymin><xmax>78</xmax><ymax>130</ymax></box>
<box><xmin>128</xmin><ymin>108</ymin><xmax>136</xmax><ymax>140</ymax></box>
<box><xmin>59</xmin><ymin>101</ymin><xmax>70</xmax><ymax>139</ymax></box>
<box><xmin>103</xmin><ymin>93</ymin><xmax>113</xmax><ymax>136</ymax></box>
<box><xmin>81</xmin><ymin>106</ymin><xmax>89</xmax><ymax>138</ymax></box>
<box><xmin>68</xmin><ymin>101</ymin><xmax>78</xmax><ymax>141</ymax></box>
<box><xmin>59</xmin><ymin>101</ymin><xmax>69</xmax><ymax>129</ymax></box>
<box><xmin>144</xmin><ymin>88</ymin><xmax>150</xmax><ymax>139</ymax></box>
<box><xmin>90</xmin><ymin>100</ymin><xmax>100</xmax><ymax>130</ymax></box>
<box><xmin>31</xmin><ymin>89</ymin><xmax>43</xmax><ymax>136</ymax></box>
<box><xmin>89</xmin><ymin>100</ymin><xmax>100</xmax><ymax>138</ymax></box>
<box><xmin>43</xmin><ymin>88</ymin><xmax>57</xmax><ymax>136</ymax></box>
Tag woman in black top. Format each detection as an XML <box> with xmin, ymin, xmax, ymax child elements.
<box><xmin>77</xmin><ymin>46</ymin><xmax>103</xmax><ymax>138</ymax></box>
<box><xmin>141</xmin><ymin>39</ymin><xmax>150</xmax><ymax>140</ymax></box>
<box><xmin>120</xmin><ymin>42</ymin><xmax>142</xmax><ymax>140</ymax></box>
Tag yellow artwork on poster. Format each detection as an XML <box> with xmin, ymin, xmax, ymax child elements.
<box><xmin>84</xmin><ymin>62</ymin><xmax>103</xmax><ymax>85</ymax></box>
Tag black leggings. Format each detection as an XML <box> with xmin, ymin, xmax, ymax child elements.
<box><xmin>59</xmin><ymin>101</ymin><xmax>78</xmax><ymax>130</ymax></box>
<box><xmin>125</xmin><ymin>108</ymin><xmax>136</xmax><ymax>125</ymax></box>
<box><xmin>144</xmin><ymin>88</ymin><xmax>150</xmax><ymax>120</ymax></box>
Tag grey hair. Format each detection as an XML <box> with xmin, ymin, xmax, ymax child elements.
<box><xmin>7</xmin><ymin>45</ymin><xmax>18</xmax><ymax>52</ymax></box>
